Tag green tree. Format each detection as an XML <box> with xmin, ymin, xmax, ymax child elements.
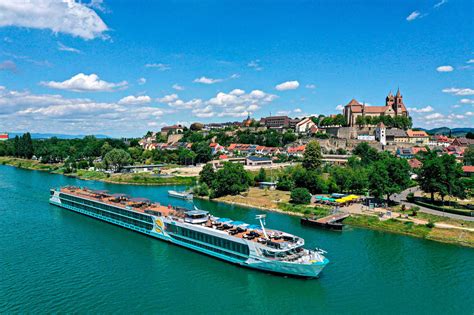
<box><xmin>255</xmin><ymin>167</ymin><xmax>267</xmax><ymax>183</ymax></box>
<box><xmin>211</xmin><ymin>162</ymin><xmax>250</xmax><ymax>198</ymax></box>
<box><xmin>290</xmin><ymin>188</ymin><xmax>311</xmax><ymax>204</ymax></box>
<box><xmin>464</xmin><ymin>145</ymin><xmax>474</xmax><ymax>166</ymax></box>
<box><xmin>352</xmin><ymin>142</ymin><xmax>380</xmax><ymax>166</ymax></box>
<box><xmin>199</xmin><ymin>163</ymin><xmax>216</xmax><ymax>187</ymax></box>
<box><xmin>191</xmin><ymin>142</ymin><xmax>212</xmax><ymax>164</ymax></box>
<box><xmin>302</xmin><ymin>140</ymin><xmax>322</xmax><ymax>170</ymax></box>
<box><xmin>104</xmin><ymin>148</ymin><xmax>131</xmax><ymax>172</ymax></box>
<box><xmin>369</xmin><ymin>155</ymin><xmax>410</xmax><ymax>202</ymax></box>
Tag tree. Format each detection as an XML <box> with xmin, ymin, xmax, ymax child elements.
<box><xmin>255</xmin><ymin>167</ymin><xmax>267</xmax><ymax>183</ymax></box>
<box><xmin>199</xmin><ymin>163</ymin><xmax>216</xmax><ymax>186</ymax></box>
<box><xmin>104</xmin><ymin>148</ymin><xmax>131</xmax><ymax>172</ymax></box>
<box><xmin>302</xmin><ymin>140</ymin><xmax>322</xmax><ymax>170</ymax></box>
<box><xmin>191</xmin><ymin>142</ymin><xmax>212</xmax><ymax>164</ymax></box>
<box><xmin>466</xmin><ymin>132</ymin><xmax>474</xmax><ymax>139</ymax></box>
<box><xmin>352</xmin><ymin>142</ymin><xmax>380</xmax><ymax>166</ymax></box>
<box><xmin>178</xmin><ymin>149</ymin><xmax>196</xmax><ymax>165</ymax></box>
<box><xmin>211</xmin><ymin>162</ymin><xmax>250</xmax><ymax>198</ymax></box>
<box><xmin>290</xmin><ymin>188</ymin><xmax>311</xmax><ymax>204</ymax></box>
<box><xmin>369</xmin><ymin>155</ymin><xmax>410</xmax><ymax>202</ymax></box>
<box><xmin>464</xmin><ymin>145</ymin><xmax>474</xmax><ymax>166</ymax></box>
<box><xmin>190</xmin><ymin>122</ymin><xmax>204</xmax><ymax>131</ymax></box>
<box><xmin>417</xmin><ymin>150</ymin><xmax>445</xmax><ymax>202</ymax></box>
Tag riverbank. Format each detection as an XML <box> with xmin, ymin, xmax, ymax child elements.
<box><xmin>0</xmin><ymin>157</ymin><xmax>196</xmax><ymax>186</ymax></box>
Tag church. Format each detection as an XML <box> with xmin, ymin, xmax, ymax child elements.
<box><xmin>343</xmin><ymin>89</ymin><xmax>409</xmax><ymax>126</ymax></box>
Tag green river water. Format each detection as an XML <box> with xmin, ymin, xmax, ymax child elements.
<box><xmin>0</xmin><ymin>165</ymin><xmax>472</xmax><ymax>314</ymax></box>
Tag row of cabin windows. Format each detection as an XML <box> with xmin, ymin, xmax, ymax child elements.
<box><xmin>59</xmin><ymin>193</ymin><xmax>153</xmax><ymax>223</ymax></box>
<box><xmin>170</xmin><ymin>235</ymin><xmax>246</xmax><ymax>261</ymax></box>
<box><xmin>61</xmin><ymin>199</ymin><xmax>153</xmax><ymax>230</ymax></box>
<box><xmin>166</xmin><ymin>224</ymin><xmax>249</xmax><ymax>256</ymax></box>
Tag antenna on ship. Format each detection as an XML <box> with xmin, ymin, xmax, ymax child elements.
<box><xmin>256</xmin><ymin>214</ymin><xmax>269</xmax><ymax>239</ymax></box>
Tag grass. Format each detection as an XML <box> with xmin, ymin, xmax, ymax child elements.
<box><xmin>0</xmin><ymin>157</ymin><xmax>62</xmax><ymax>172</ymax></box>
<box><xmin>345</xmin><ymin>215</ymin><xmax>474</xmax><ymax>247</ymax></box>
<box><xmin>74</xmin><ymin>170</ymin><xmax>196</xmax><ymax>186</ymax></box>
<box><xmin>277</xmin><ymin>203</ymin><xmax>331</xmax><ymax>216</ymax></box>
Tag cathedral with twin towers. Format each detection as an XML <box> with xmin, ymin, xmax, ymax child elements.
<box><xmin>343</xmin><ymin>89</ymin><xmax>409</xmax><ymax>126</ymax></box>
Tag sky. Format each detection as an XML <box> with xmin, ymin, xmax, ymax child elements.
<box><xmin>0</xmin><ymin>0</ymin><xmax>473</xmax><ymax>137</ymax></box>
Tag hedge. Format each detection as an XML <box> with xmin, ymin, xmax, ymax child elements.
<box><xmin>411</xmin><ymin>199</ymin><xmax>473</xmax><ymax>217</ymax></box>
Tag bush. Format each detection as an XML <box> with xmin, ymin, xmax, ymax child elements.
<box><xmin>407</xmin><ymin>192</ymin><xmax>414</xmax><ymax>201</ymax></box>
<box><xmin>193</xmin><ymin>183</ymin><xmax>210</xmax><ymax>197</ymax></box>
<box><xmin>426</xmin><ymin>221</ymin><xmax>435</xmax><ymax>228</ymax></box>
<box><xmin>290</xmin><ymin>188</ymin><xmax>311</xmax><ymax>205</ymax></box>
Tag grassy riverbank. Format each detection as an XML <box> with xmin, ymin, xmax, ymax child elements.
<box><xmin>0</xmin><ymin>157</ymin><xmax>195</xmax><ymax>186</ymax></box>
<box><xmin>346</xmin><ymin>215</ymin><xmax>474</xmax><ymax>248</ymax></box>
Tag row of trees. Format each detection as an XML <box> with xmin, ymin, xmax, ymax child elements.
<box><xmin>355</xmin><ymin>115</ymin><xmax>412</xmax><ymax>130</ymax></box>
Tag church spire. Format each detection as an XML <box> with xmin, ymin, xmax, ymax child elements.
<box><xmin>396</xmin><ymin>87</ymin><xmax>401</xmax><ymax>97</ymax></box>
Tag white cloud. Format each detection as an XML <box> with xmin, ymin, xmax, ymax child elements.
<box><xmin>442</xmin><ymin>87</ymin><xmax>474</xmax><ymax>96</ymax></box>
<box><xmin>157</xmin><ymin>94</ymin><xmax>179</xmax><ymax>103</ymax></box>
<box><xmin>275</xmin><ymin>80</ymin><xmax>300</xmax><ymax>91</ymax></box>
<box><xmin>406</xmin><ymin>11</ymin><xmax>422</xmax><ymax>21</ymax></box>
<box><xmin>230</xmin><ymin>89</ymin><xmax>245</xmax><ymax>96</ymax></box>
<box><xmin>407</xmin><ymin>106</ymin><xmax>434</xmax><ymax>113</ymax></box>
<box><xmin>192</xmin><ymin>105</ymin><xmax>215</xmax><ymax>118</ymax></box>
<box><xmin>230</xmin><ymin>73</ymin><xmax>240</xmax><ymax>79</ymax></box>
<box><xmin>460</xmin><ymin>98</ymin><xmax>474</xmax><ymax>104</ymax></box>
<box><xmin>40</xmin><ymin>73</ymin><xmax>128</xmax><ymax>92</ymax></box>
<box><xmin>118</xmin><ymin>95</ymin><xmax>151</xmax><ymax>105</ymax></box>
<box><xmin>426</xmin><ymin>113</ymin><xmax>444</xmax><ymax>120</ymax></box>
<box><xmin>294</xmin><ymin>108</ymin><xmax>302</xmax><ymax>113</ymax></box>
<box><xmin>193</xmin><ymin>76</ymin><xmax>223</xmax><ymax>84</ymax></box>
<box><xmin>144</xmin><ymin>63</ymin><xmax>170</xmax><ymax>71</ymax></box>
<box><xmin>0</xmin><ymin>0</ymin><xmax>109</xmax><ymax>40</ymax></box>
<box><xmin>465</xmin><ymin>111</ymin><xmax>474</xmax><ymax>116</ymax></box>
<box><xmin>467</xmin><ymin>59</ymin><xmax>474</xmax><ymax>64</ymax></box>
<box><xmin>305</xmin><ymin>84</ymin><xmax>316</xmax><ymax>89</ymax></box>
<box><xmin>0</xmin><ymin>60</ymin><xmax>17</xmax><ymax>73</ymax></box>
<box><xmin>172</xmin><ymin>84</ymin><xmax>184</xmax><ymax>91</ymax></box>
<box><xmin>248</xmin><ymin>60</ymin><xmax>263</xmax><ymax>71</ymax></box>
<box><xmin>335</xmin><ymin>104</ymin><xmax>344</xmax><ymax>111</ymax></box>
<box><xmin>433</xmin><ymin>0</ymin><xmax>447</xmax><ymax>8</ymax></box>
<box><xmin>137</xmin><ymin>78</ymin><xmax>146</xmax><ymax>85</ymax></box>
<box><xmin>436</xmin><ymin>65</ymin><xmax>453</xmax><ymax>72</ymax></box>
<box><xmin>57</xmin><ymin>42</ymin><xmax>81</xmax><ymax>53</ymax></box>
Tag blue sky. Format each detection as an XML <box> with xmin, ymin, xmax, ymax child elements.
<box><xmin>0</xmin><ymin>0</ymin><xmax>473</xmax><ymax>137</ymax></box>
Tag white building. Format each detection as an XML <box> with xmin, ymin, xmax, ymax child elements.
<box><xmin>295</xmin><ymin>117</ymin><xmax>316</xmax><ymax>133</ymax></box>
<box><xmin>375</xmin><ymin>122</ymin><xmax>386</xmax><ymax>146</ymax></box>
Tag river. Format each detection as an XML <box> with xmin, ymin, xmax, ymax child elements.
<box><xmin>0</xmin><ymin>165</ymin><xmax>472</xmax><ymax>314</ymax></box>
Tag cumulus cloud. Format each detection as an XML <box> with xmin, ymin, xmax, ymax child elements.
<box><xmin>118</xmin><ymin>95</ymin><xmax>151</xmax><ymax>105</ymax></box>
<box><xmin>0</xmin><ymin>0</ymin><xmax>109</xmax><ymax>40</ymax></box>
<box><xmin>335</xmin><ymin>104</ymin><xmax>344</xmax><ymax>111</ymax></box>
<box><xmin>433</xmin><ymin>0</ymin><xmax>447</xmax><ymax>8</ymax></box>
<box><xmin>157</xmin><ymin>94</ymin><xmax>179</xmax><ymax>103</ymax></box>
<box><xmin>172</xmin><ymin>84</ymin><xmax>184</xmax><ymax>91</ymax></box>
<box><xmin>460</xmin><ymin>98</ymin><xmax>474</xmax><ymax>104</ymax></box>
<box><xmin>407</xmin><ymin>106</ymin><xmax>434</xmax><ymax>113</ymax></box>
<box><xmin>0</xmin><ymin>86</ymin><xmax>170</xmax><ymax>136</ymax></box>
<box><xmin>442</xmin><ymin>87</ymin><xmax>474</xmax><ymax>96</ymax></box>
<box><xmin>436</xmin><ymin>65</ymin><xmax>453</xmax><ymax>72</ymax></box>
<box><xmin>426</xmin><ymin>113</ymin><xmax>444</xmax><ymax>120</ymax></box>
<box><xmin>57</xmin><ymin>42</ymin><xmax>81</xmax><ymax>53</ymax></box>
<box><xmin>193</xmin><ymin>76</ymin><xmax>223</xmax><ymax>84</ymax></box>
<box><xmin>406</xmin><ymin>11</ymin><xmax>422</xmax><ymax>21</ymax></box>
<box><xmin>305</xmin><ymin>84</ymin><xmax>316</xmax><ymax>89</ymax></box>
<box><xmin>137</xmin><ymin>78</ymin><xmax>146</xmax><ymax>85</ymax></box>
<box><xmin>248</xmin><ymin>60</ymin><xmax>263</xmax><ymax>71</ymax></box>
<box><xmin>145</xmin><ymin>63</ymin><xmax>170</xmax><ymax>71</ymax></box>
<box><xmin>465</xmin><ymin>111</ymin><xmax>474</xmax><ymax>116</ymax></box>
<box><xmin>40</xmin><ymin>73</ymin><xmax>128</xmax><ymax>92</ymax></box>
<box><xmin>0</xmin><ymin>60</ymin><xmax>17</xmax><ymax>73</ymax></box>
<box><xmin>467</xmin><ymin>59</ymin><xmax>474</xmax><ymax>64</ymax></box>
<box><xmin>275</xmin><ymin>80</ymin><xmax>300</xmax><ymax>91</ymax></box>
<box><xmin>294</xmin><ymin>108</ymin><xmax>302</xmax><ymax>113</ymax></box>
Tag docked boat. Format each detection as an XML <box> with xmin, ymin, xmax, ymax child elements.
<box><xmin>49</xmin><ymin>186</ymin><xmax>329</xmax><ymax>278</ymax></box>
<box><xmin>168</xmin><ymin>190</ymin><xmax>193</xmax><ymax>200</ymax></box>
<box><xmin>301</xmin><ymin>212</ymin><xmax>350</xmax><ymax>231</ymax></box>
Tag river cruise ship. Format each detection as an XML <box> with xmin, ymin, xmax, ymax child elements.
<box><xmin>49</xmin><ymin>186</ymin><xmax>329</xmax><ymax>278</ymax></box>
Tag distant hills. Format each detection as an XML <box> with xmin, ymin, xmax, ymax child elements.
<box><xmin>418</xmin><ymin>127</ymin><xmax>473</xmax><ymax>137</ymax></box>
<box><xmin>7</xmin><ymin>133</ymin><xmax>111</xmax><ymax>139</ymax></box>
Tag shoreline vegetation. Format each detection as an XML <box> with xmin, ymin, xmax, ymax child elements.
<box><xmin>0</xmin><ymin>157</ymin><xmax>196</xmax><ymax>186</ymax></box>
<box><xmin>1</xmin><ymin>156</ymin><xmax>472</xmax><ymax>248</ymax></box>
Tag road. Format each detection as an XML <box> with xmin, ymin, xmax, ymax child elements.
<box><xmin>391</xmin><ymin>186</ymin><xmax>474</xmax><ymax>222</ymax></box>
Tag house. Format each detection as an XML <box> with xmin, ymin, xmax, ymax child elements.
<box><xmin>406</xmin><ymin>129</ymin><xmax>429</xmax><ymax>145</ymax></box>
<box><xmin>408</xmin><ymin>158</ymin><xmax>422</xmax><ymax>169</ymax></box>
<box><xmin>209</xmin><ymin>142</ymin><xmax>225</xmax><ymax>154</ymax></box>
<box><xmin>208</xmin><ymin>157</ymin><xmax>247</xmax><ymax>169</ymax></box>
<box><xmin>259</xmin><ymin>116</ymin><xmax>291</xmax><ymax>128</ymax></box>
<box><xmin>385</xmin><ymin>129</ymin><xmax>408</xmax><ymax>143</ymax></box>
<box><xmin>160</xmin><ymin>124</ymin><xmax>183</xmax><ymax>136</ymax></box>
<box><xmin>430</xmin><ymin>135</ymin><xmax>452</xmax><ymax>147</ymax></box>
<box><xmin>295</xmin><ymin>117</ymin><xmax>316</xmax><ymax>133</ymax></box>
<box><xmin>246</xmin><ymin>156</ymin><xmax>273</xmax><ymax>166</ymax></box>
<box><xmin>0</xmin><ymin>133</ymin><xmax>8</xmax><ymax>141</ymax></box>
<box><xmin>396</xmin><ymin>147</ymin><xmax>427</xmax><ymax>159</ymax></box>
<box><xmin>286</xmin><ymin>145</ymin><xmax>306</xmax><ymax>157</ymax></box>
<box><xmin>451</xmin><ymin>137</ymin><xmax>474</xmax><ymax>148</ymax></box>
<box><xmin>462</xmin><ymin>165</ymin><xmax>474</xmax><ymax>177</ymax></box>
<box><xmin>122</xmin><ymin>164</ymin><xmax>165</xmax><ymax>174</ymax></box>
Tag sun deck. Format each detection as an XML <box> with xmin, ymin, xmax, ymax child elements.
<box><xmin>57</xmin><ymin>186</ymin><xmax>303</xmax><ymax>249</ymax></box>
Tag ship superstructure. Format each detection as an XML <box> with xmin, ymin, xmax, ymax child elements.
<box><xmin>50</xmin><ymin>186</ymin><xmax>328</xmax><ymax>278</ymax></box>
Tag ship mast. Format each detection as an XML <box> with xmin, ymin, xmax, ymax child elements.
<box><xmin>256</xmin><ymin>214</ymin><xmax>269</xmax><ymax>239</ymax></box>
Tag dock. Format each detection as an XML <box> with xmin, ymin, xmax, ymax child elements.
<box><xmin>301</xmin><ymin>212</ymin><xmax>350</xmax><ymax>231</ymax></box>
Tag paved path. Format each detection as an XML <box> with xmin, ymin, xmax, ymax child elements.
<box><xmin>391</xmin><ymin>186</ymin><xmax>474</xmax><ymax>222</ymax></box>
